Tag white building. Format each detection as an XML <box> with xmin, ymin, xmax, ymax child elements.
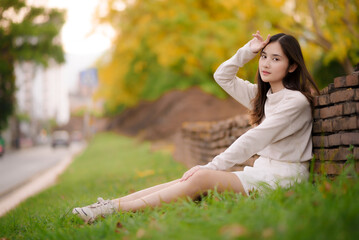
<box><xmin>12</xmin><ymin>61</ymin><xmax>69</xmax><ymax>147</ymax></box>
<box><xmin>15</xmin><ymin>62</ymin><xmax>69</xmax><ymax>125</ymax></box>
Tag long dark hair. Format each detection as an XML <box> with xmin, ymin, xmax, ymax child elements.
<box><xmin>250</xmin><ymin>33</ymin><xmax>319</xmax><ymax>125</ymax></box>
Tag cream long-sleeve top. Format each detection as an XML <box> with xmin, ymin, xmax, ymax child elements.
<box><xmin>201</xmin><ymin>42</ymin><xmax>313</xmax><ymax>171</ymax></box>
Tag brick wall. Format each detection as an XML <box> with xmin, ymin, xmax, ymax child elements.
<box><xmin>177</xmin><ymin>72</ymin><xmax>359</xmax><ymax>176</ymax></box>
<box><xmin>312</xmin><ymin>72</ymin><xmax>359</xmax><ymax>175</ymax></box>
<box><xmin>178</xmin><ymin>115</ymin><xmax>257</xmax><ymax>170</ymax></box>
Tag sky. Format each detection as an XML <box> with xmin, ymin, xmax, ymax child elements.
<box><xmin>47</xmin><ymin>0</ymin><xmax>114</xmax><ymax>55</ymax></box>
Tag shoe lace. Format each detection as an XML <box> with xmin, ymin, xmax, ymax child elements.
<box><xmin>89</xmin><ymin>197</ymin><xmax>116</xmax><ymax>215</ymax></box>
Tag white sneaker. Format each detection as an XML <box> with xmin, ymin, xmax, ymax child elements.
<box><xmin>72</xmin><ymin>197</ymin><xmax>117</xmax><ymax>223</ymax></box>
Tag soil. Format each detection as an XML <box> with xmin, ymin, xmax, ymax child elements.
<box><xmin>109</xmin><ymin>87</ymin><xmax>248</xmax><ymax>142</ymax></box>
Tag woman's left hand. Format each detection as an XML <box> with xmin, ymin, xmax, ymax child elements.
<box><xmin>180</xmin><ymin>166</ymin><xmax>201</xmax><ymax>182</ymax></box>
<box><xmin>249</xmin><ymin>30</ymin><xmax>270</xmax><ymax>53</ymax></box>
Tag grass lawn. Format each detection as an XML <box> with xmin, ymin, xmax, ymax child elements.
<box><xmin>0</xmin><ymin>132</ymin><xmax>358</xmax><ymax>239</ymax></box>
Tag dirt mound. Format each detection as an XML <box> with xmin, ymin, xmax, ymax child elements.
<box><xmin>109</xmin><ymin>87</ymin><xmax>247</xmax><ymax>141</ymax></box>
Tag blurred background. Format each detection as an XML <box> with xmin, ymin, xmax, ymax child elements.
<box><xmin>0</xmin><ymin>0</ymin><xmax>358</xmax><ymax>152</ymax></box>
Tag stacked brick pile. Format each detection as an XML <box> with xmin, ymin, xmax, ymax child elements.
<box><xmin>312</xmin><ymin>72</ymin><xmax>359</xmax><ymax>175</ymax></box>
<box><xmin>180</xmin><ymin>115</ymin><xmax>257</xmax><ymax>170</ymax></box>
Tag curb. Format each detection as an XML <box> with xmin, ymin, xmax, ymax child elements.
<box><xmin>0</xmin><ymin>145</ymin><xmax>86</xmax><ymax>217</ymax></box>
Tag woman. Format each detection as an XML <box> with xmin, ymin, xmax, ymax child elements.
<box><xmin>73</xmin><ymin>31</ymin><xmax>319</xmax><ymax>223</ymax></box>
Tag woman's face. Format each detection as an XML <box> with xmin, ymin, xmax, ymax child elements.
<box><xmin>259</xmin><ymin>41</ymin><xmax>291</xmax><ymax>92</ymax></box>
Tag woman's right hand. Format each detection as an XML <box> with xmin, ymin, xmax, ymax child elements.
<box><xmin>249</xmin><ymin>30</ymin><xmax>271</xmax><ymax>53</ymax></box>
<box><xmin>180</xmin><ymin>165</ymin><xmax>201</xmax><ymax>182</ymax></box>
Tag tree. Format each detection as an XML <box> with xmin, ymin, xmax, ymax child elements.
<box><xmin>95</xmin><ymin>0</ymin><xmax>358</xmax><ymax>113</ymax></box>
<box><xmin>95</xmin><ymin>0</ymin><xmax>273</xmax><ymax>113</ymax></box>
<box><xmin>272</xmin><ymin>0</ymin><xmax>359</xmax><ymax>75</ymax></box>
<box><xmin>0</xmin><ymin>0</ymin><xmax>65</xmax><ymax>131</ymax></box>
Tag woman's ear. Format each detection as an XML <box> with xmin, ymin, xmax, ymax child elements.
<box><xmin>288</xmin><ymin>63</ymin><xmax>298</xmax><ymax>73</ymax></box>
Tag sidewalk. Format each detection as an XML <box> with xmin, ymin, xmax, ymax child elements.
<box><xmin>0</xmin><ymin>143</ymin><xmax>86</xmax><ymax>217</ymax></box>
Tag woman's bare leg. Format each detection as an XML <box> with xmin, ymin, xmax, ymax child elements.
<box><xmin>73</xmin><ymin>169</ymin><xmax>245</xmax><ymax>223</ymax></box>
<box><xmin>115</xmin><ymin>169</ymin><xmax>245</xmax><ymax>212</ymax></box>
<box><xmin>115</xmin><ymin>179</ymin><xmax>180</xmax><ymax>202</ymax></box>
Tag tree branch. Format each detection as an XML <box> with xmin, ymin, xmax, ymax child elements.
<box><xmin>273</xmin><ymin>23</ymin><xmax>329</xmax><ymax>50</ymax></box>
<box><xmin>306</xmin><ymin>0</ymin><xmax>332</xmax><ymax>50</ymax></box>
<box><xmin>341</xmin><ymin>0</ymin><xmax>359</xmax><ymax>40</ymax></box>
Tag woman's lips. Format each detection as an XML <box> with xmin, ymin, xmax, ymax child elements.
<box><xmin>261</xmin><ymin>71</ymin><xmax>270</xmax><ymax>75</ymax></box>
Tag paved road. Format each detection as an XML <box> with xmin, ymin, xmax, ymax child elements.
<box><xmin>0</xmin><ymin>142</ymin><xmax>84</xmax><ymax>199</ymax></box>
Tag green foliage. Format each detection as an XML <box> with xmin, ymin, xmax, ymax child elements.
<box><xmin>312</xmin><ymin>57</ymin><xmax>346</xmax><ymax>89</ymax></box>
<box><xmin>0</xmin><ymin>31</ymin><xmax>15</xmax><ymax>131</ymax></box>
<box><xmin>16</xmin><ymin>112</ymin><xmax>30</xmax><ymax>122</ymax></box>
<box><xmin>0</xmin><ymin>0</ymin><xmax>65</xmax><ymax>131</ymax></box>
<box><xmin>95</xmin><ymin>0</ymin><xmax>358</xmax><ymax>115</ymax></box>
<box><xmin>95</xmin><ymin>0</ymin><xmax>267</xmax><ymax>113</ymax></box>
<box><xmin>0</xmin><ymin>133</ymin><xmax>358</xmax><ymax>239</ymax></box>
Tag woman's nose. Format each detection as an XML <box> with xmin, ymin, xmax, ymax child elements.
<box><xmin>263</xmin><ymin>59</ymin><xmax>270</xmax><ymax>68</ymax></box>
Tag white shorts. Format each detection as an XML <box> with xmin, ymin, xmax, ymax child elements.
<box><xmin>232</xmin><ymin>157</ymin><xmax>309</xmax><ymax>196</ymax></box>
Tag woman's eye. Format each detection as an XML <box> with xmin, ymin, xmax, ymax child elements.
<box><xmin>261</xmin><ymin>55</ymin><xmax>266</xmax><ymax>59</ymax></box>
<box><xmin>273</xmin><ymin>58</ymin><xmax>279</xmax><ymax>61</ymax></box>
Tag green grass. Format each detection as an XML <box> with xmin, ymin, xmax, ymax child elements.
<box><xmin>1</xmin><ymin>132</ymin><xmax>358</xmax><ymax>239</ymax></box>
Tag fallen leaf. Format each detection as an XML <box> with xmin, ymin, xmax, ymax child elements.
<box><xmin>284</xmin><ymin>190</ymin><xmax>295</xmax><ymax>197</ymax></box>
<box><xmin>262</xmin><ymin>228</ymin><xmax>274</xmax><ymax>238</ymax></box>
<box><xmin>324</xmin><ymin>181</ymin><xmax>332</xmax><ymax>192</ymax></box>
<box><xmin>149</xmin><ymin>218</ymin><xmax>161</xmax><ymax>230</ymax></box>
<box><xmin>219</xmin><ymin>223</ymin><xmax>247</xmax><ymax>238</ymax></box>
<box><xmin>136</xmin><ymin>228</ymin><xmax>146</xmax><ymax>238</ymax></box>
<box><xmin>136</xmin><ymin>169</ymin><xmax>155</xmax><ymax>178</ymax></box>
<box><xmin>116</xmin><ymin>221</ymin><xmax>124</xmax><ymax>229</ymax></box>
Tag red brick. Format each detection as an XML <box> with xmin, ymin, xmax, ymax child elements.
<box><xmin>320</xmin><ymin>87</ymin><xmax>328</xmax><ymax>95</ymax></box>
<box><xmin>231</xmin><ymin>128</ymin><xmax>249</xmax><ymax>137</ymax></box>
<box><xmin>328</xmin><ymin>83</ymin><xmax>335</xmax><ymax>93</ymax></box>
<box><xmin>313</xmin><ymin>96</ymin><xmax>319</xmax><ymax>106</ymax></box>
<box><xmin>209</xmin><ymin>131</ymin><xmax>225</xmax><ymax>141</ymax></box>
<box><xmin>318</xmin><ymin>94</ymin><xmax>330</xmax><ymax>106</ymax></box>
<box><xmin>320</xmin><ymin>104</ymin><xmax>343</xmax><ymax>119</ymax></box>
<box><xmin>345</xmin><ymin>116</ymin><xmax>358</xmax><ymax>130</ymax></box>
<box><xmin>313</xmin><ymin>135</ymin><xmax>329</xmax><ymax>148</ymax></box>
<box><xmin>343</xmin><ymin>102</ymin><xmax>359</xmax><ymax>115</ymax></box>
<box><xmin>312</xmin><ymin>136</ymin><xmax>321</xmax><ymax>147</ymax></box>
<box><xmin>312</xmin><ymin>120</ymin><xmax>322</xmax><ymax>133</ymax></box>
<box><xmin>334</xmin><ymin>76</ymin><xmax>346</xmax><ymax>88</ymax></box>
<box><xmin>340</xmin><ymin>132</ymin><xmax>359</xmax><ymax>145</ymax></box>
<box><xmin>321</xmin><ymin>119</ymin><xmax>333</xmax><ymax>132</ymax></box>
<box><xmin>313</xmin><ymin>148</ymin><xmax>325</xmax><ymax>160</ymax></box>
<box><xmin>354</xmin><ymin>148</ymin><xmax>359</xmax><ymax>159</ymax></box>
<box><xmin>345</xmin><ymin>73</ymin><xmax>359</xmax><ymax>87</ymax></box>
<box><xmin>313</xmin><ymin>109</ymin><xmax>320</xmax><ymax>119</ymax></box>
<box><xmin>217</xmin><ymin>138</ymin><xmax>227</xmax><ymax>148</ymax></box>
<box><xmin>330</xmin><ymin>89</ymin><xmax>355</xmax><ymax>103</ymax></box>
<box><xmin>355</xmin><ymin>89</ymin><xmax>359</xmax><ymax>101</ymax></box>
<box><xmin>328</xmin><ymin>133</ymin><xmax>341</xmax><ymax>147</ymax></box>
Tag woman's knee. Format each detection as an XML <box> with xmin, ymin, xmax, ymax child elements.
<box><xmin>186</xmin><ymin>169</ymin><xmax>245</xmax><ymax>194</ymax></box>
<box><xmin>186</xmin><ymin>169</ymin><xmax>213</xmax><ymax>188</ymax></box>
